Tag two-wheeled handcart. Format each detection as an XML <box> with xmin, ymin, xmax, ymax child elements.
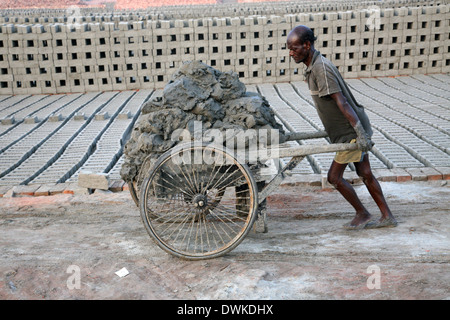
<box><xmin>128</xmin><ymin>130</ymin><xmax>359</xmax><ymax>260</ymax></box>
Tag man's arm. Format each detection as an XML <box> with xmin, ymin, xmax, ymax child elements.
<box><xmin>330</xmin><ymin>92</ymin><xmax>374</xmax><ymax>151</ymax></box>
<box><xmin>330</xmin><ymin>91</ymin><xmax>359</xmax><ymax>126</ymax></box>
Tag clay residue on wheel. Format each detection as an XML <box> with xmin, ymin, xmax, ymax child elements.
<box><xmin>120</xmin><ymin>60</ymin><xmax>286</xmax><ymax>183</ymax></box>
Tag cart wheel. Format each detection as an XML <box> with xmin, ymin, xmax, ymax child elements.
<box><xmin>139</xmin><ymin>143</ymin><xmax>258</xmax><ymax>260</ymax></box>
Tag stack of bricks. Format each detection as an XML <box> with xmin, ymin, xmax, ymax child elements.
<box><xmin>0</xmin><ymin>0</ymin><xmax>439</xmax><ymax>22</ymax></box>
<box><xmin>0</xmin><ymin>3</ymin><xmax>448</xmax><ymax>95</ymax></box>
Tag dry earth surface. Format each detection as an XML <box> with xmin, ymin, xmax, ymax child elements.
<box><xmin>0</xmin><ymin>180</ymin><xmax>449</xmax><ymax>300</ymax></box>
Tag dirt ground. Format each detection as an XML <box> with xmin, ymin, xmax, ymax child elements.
<box><xmin>0</xmin><ymin>180</ymin><xmax>449</xmax><ymax>300</ymax></box>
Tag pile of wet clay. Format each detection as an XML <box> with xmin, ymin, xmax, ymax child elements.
<box><xmin>120</xmin><ymin>60</ymin><xmax>286</xmax><ymax>183</ymax></box>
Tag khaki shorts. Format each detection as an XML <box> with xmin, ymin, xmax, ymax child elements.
<box><xmin>334</xmin><ymin>139</ymin><xmax>364</xmax><ymax>164</ymax></box>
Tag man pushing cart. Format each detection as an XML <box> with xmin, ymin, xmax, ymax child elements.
<box><xmin>123</xmin><ymin>26</ymin><xmax>398</xmax><ymax>260</ymax></box>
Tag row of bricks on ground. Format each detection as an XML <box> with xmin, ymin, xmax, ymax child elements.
<box><xmin>0</xmin><ymin>179</ymin><xmax>130</xmax><ymax>197</ymax></box>
<box><xmin>377</xmin><ymin>77</ymin><xmax>450</xmax><ymax>96</ymax></box>
<box><xmin>0</xmin><ymin>108</ymin><xmax>133</xmax><ymax>125</ymax></box>
<box><xmin>1</xmin><ymin>167</ymin><xmax>449</xmax><ymax>198</ymax></box>
<box><xmin>278</xmin><ymin>167</ymin><xmax>450</xmax><ymax>189</ymax></box>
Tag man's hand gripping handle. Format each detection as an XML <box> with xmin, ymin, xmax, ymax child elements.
<box><xmin>354</xmin><ymin>121</ymin><xmax>374</xmax><ymax>152</ymax></box>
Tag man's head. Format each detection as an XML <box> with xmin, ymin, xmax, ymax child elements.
<box><xmin>287</xmin><ymin>25</ymin><xmax>317</xmax><ymax>65</ymax></box>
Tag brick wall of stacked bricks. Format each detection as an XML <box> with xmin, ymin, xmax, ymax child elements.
<box><xmin>0</xmin><ymin>1</ymin><xmax>448</xmax><ymax>94</ymax></box>
<box><xmin>0</xmin><ymin>1</ymin><xmax>437</xmax><ymax>17</ymax></box>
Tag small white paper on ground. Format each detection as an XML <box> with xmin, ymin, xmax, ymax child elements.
<box><xmin>115</xmin><ymin>267</ymin><xmax>129</xmax><ymax>278</ymax></box>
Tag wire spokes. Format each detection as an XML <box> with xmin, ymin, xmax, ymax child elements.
<box><xmin>140</xmin><ymin>144</ymin><xmax>257</xmax><ymax>259</ymax></box>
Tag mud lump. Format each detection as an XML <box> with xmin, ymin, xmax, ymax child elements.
<box><xmin>120</xmin><ymin>60</ymin><xmax>285</xmax><ymax>183</ymax></box>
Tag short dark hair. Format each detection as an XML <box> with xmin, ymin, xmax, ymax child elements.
<box><xmin>290</xmin><ymin>25</ymin><xmax>317</xmax><ymax>45</ymax></box>
<box><xmin>298</xmin><ymin>27</ymin><xmax>317</xmax><ymax>45</ymax></box>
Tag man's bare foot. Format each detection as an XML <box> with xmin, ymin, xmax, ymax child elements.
<box><xmin>365</xmin><ymin>216</ymin><xmax>398</xmax><ymax>229</ymax></box>
<box><xmin>343</xmin><ymin>212</ymin><xmax>372</xmax><ymax>230</ymax></box>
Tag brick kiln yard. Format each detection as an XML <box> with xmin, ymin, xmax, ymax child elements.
<box><xmin>0</xmin><ymin>72</ymin><xmax>450</xmax><ymax>300</ymax></box>
<box><xmin>0</xmin><ymin>179</ymin><xmax>449</xmax><ymax>300</ymax></box>
<box><xmin>0</xmin><ymin>0</ymin><xmax>449</xmax><ymax>301</ymax></box>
